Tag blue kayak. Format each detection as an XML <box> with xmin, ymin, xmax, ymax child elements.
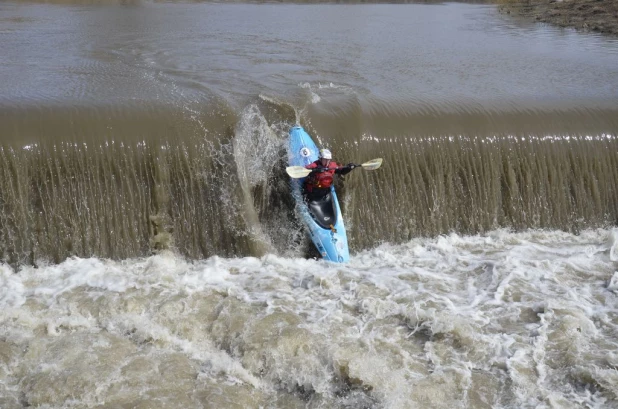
<box><xmin>288</xmin><ymin>126</ymin><xmax>350</xmax><ymax>263</ymax></box>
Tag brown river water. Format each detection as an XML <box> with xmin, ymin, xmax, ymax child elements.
<box><xmin>1</xmin><ymin>2</ymin><xmax>618</xmax><ymax>408</ymax></box>
<box><xmin>1</xmin><ymin>1</ymin><xmax>618</xmax><ymax>263</ymax></box>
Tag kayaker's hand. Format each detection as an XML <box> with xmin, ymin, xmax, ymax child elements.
<box><xmin>346</xmin><ymin>163</ymin><xmax>357</xmax><ymax>170</ymax></box>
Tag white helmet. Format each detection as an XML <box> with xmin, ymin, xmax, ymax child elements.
<box><xmin>319</xmin><ymin>148</ymin><xmax>332</xmax><ymax>160</ymax></box>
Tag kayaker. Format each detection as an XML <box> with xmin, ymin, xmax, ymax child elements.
<box><xmin>303</xmin><ymin>148</ymin><xmax>356</xmax><ymax>201</ymax></box>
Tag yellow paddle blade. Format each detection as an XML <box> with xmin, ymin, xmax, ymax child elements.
<box><xmin>360</xmin><ymin>158</ymin><xmax>383</xmax><ymax>171</ymax></box>
<box><xmin>286</xmin><ymin>166</ymin><xmax>312</xmax><ymax>178</ymax></box>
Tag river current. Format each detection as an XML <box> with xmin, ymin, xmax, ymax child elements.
<box><xmin>1</xmin><ymin>1</ymin><xmax>618</xmax><ymax>408</ymax></box>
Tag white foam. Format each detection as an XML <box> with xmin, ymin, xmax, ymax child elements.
<box><xmin>2</xmin><ymin>228</ymin><xmax>616</xmax><ymax>408</ymax></box>
<box><xmin>608</xmin><ymin>272</ymin><xmax>618</xmax><ymax>292</ymax></box>
<box><xmin>0</xmin><ymin>263</ymin><xmax>25</xmax><ymax>307</ymax></box>
<box><xmin>609</xmin><ymin>228</ymin><xmax>618</xmax><ymax>261</ymax></box>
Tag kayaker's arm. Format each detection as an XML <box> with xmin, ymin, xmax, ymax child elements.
<box><xmin>308</xmin><ymin>167</ymin><xmax>329</xmax><ymax>174</ymax></box>
<box><xmin>335</xmin><ymin>163</ymin><xmax>357</xmax><ymax>176</ymax></box>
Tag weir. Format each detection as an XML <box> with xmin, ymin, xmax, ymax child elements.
<box><xmin>1</xmin><ymin>102</ymin><xmax>617</xmax><ymax>265</ymax></box>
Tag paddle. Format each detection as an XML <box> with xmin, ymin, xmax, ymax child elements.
<box><xmin>286</xmin><ymin>158</ymin><xmax>383</xmax><ymax>179</ymax></box>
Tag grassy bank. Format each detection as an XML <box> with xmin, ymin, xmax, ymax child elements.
<box><xmin>498</xmin><ymin>0</ymin><xmax>618</xmax><ymax>36</ymax></box>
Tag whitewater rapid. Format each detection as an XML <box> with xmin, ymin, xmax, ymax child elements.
<box><xmin>1</xmin><ymin>228</ymin><xmax>617</xmax><ymax>408</ymax></box>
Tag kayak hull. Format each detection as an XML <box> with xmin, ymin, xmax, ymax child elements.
<box><xmin>288</xmin><ymin>126</ymin><xmax>350</xmax><ymax>263</ymax></box>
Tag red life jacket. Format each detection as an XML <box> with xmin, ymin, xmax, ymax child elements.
<box><xmin>304</xmin><ymin>160</ymin><xmax>340</xmax><ymax>191</ymax></box>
